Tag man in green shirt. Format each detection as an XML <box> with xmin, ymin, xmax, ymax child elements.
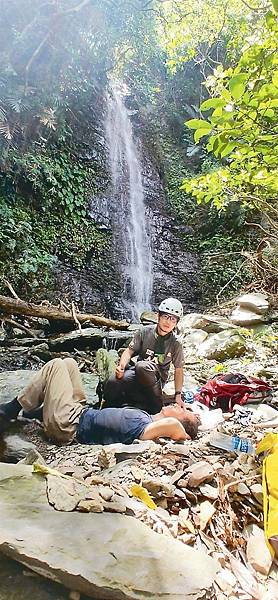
<box><xmin>103</xmin><ymin>298</ymin><xmax>185</xmax><ymax>414</ymax></box>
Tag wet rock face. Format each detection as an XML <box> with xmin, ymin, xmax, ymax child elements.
<box><xmin>147</xmin><ymin>208</ymin><xmax>201</xmax><ymax>311</ymax></box>
<box><xmin>142</xmin><ymin>150</ymin><xmax>201</xmax><ymax>312</ymax></box>
<box><xmin>49</xmin><ymin>93</ymin><xmax>201</xmax><ymax>319</ymax></box>
<box><xmin>87</xmin><ymin>143</ymin><xmax>201</xmax><ymax>318</ymax></box>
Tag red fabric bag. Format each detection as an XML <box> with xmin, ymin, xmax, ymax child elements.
<box><xmin>194</xmin><ymin>373</ymin><xmax>272</xmax><ymax>412</ymax></box>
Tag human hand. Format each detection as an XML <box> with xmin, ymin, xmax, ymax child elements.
<box><xmin>175</xmin><ymin>393</ymin><xmax>185</xmax><ymax>408</ymax></box>
<box><xmin>115</xmin><ymin>365</ymin><xmax>125</xmax><ymax>380</ymax></box>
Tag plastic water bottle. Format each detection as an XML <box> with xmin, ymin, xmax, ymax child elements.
<box><xmin>209</xmin><ymin>432</ymin><xmax>255</xmax><ymax>455</ymax></box>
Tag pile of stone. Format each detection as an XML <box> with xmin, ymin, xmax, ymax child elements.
<box><xmin>29</xmin><ymin>417</ymin><xmax>276</xmax><ymax>600</ymax></box>
<box><xmin>230</xmin><ymin>292</ymin><xmax>269</xmax><ymax>326</ymax></box>
<box><xmin>1</xmin><ymin>291</ymin><xmax>278</xmax><ymax>599</ymax></box>
<box><xmin>161</xmin><ymin>298</ymin><xmax>278</xmax><ymax>404</ymax></box>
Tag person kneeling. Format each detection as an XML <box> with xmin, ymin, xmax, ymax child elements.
<box><xmin>0</xmin><ymin>358</ymin><xmax>199</xmax><ymax>445</ymax></box>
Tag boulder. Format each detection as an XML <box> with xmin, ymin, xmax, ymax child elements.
<box><xmin>182</xmin><ymin>329</ymin><xmax>208</xmax><ymax>348</ymax></box>
<box><xmin>0</xmin><ymin>463</ymin><xmax>219</xmax><ymax>600</ymax></box>
<box><xmin>1</xmin><ymin>433</ymin><xmax>37</xmax><ymax>463</ymax></box>
<box><xmin>139</xmin><ymin>310</ymin><xmax>158</xmax><ymax>324</ymax></box>
<box><xmin>178</xmin><ymin>313</ymin><xmax>204</xmax><ymax>331</ymax></box>
<box><xmin>198</xmin><ymin>330</ymin><xmax>246</xmax><ymax>360</ymax></box>
<box><xmin>245</xmin><ymin>524</ymin><xmax>273</xmax><ymax>576</ymax></box>
<box><xmin>179</xmin><ymin>313</ymin><xmax>236</xmax><ymax>334</ymax></box>
<box><xmin>237</xmin><ymin>293</ymin><xmax>269</xmax><ymax>315</ymax></box>
<box><xmin>48</xmin><ymin>327</ymin><xmax>132</xmax><ymax>351</ymax></box>
<box><xmin>230</xmin><ymin>307</ymin><xmax>265</xmax><ymax>326</ymax></box>
<box><xmin>0</xmin><ymin>370</ymin><xmax>99</xmax><ymax>406</ymax></box>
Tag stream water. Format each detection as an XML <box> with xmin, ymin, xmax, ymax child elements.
<box><xmin>105</xmin><ymin>82</ymin><xmax>153</xmax><ymax>320</ymax></box>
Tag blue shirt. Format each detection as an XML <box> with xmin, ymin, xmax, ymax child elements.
<box><xmin>77</xmin><ymin>407</ymin><xmax>152</xmax><ymax>445</ymax></box>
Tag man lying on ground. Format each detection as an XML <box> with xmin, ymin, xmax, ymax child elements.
<box><xmin>0</xmin><ymin>358</ymin><xmax>199</xmax><ymax>445</ymax></box>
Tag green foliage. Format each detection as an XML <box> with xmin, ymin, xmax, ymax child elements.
<box><xmin>198</xmin><ymin>232</ymin><xmax>254</xmax><ymax>304</ymax></box>
<box><xmin>182</xmin><ymin>13</ymin><xmax>278</xmax><ymax>213</ymax></box>
<box><xmin>11</xmin><ymin>148</ymin><xmax>91</xmax><ymax>220</ymax></box>
<box><xmin>54</xmin><ymin>219</ymin><xmax>109</xmax><ymax>270</ymax></box>
<box><xmin>0</xmin><ymin>0</ymin><xmax>272</xmax><ymax>308</ymax></box>
<box><xmin>0</xmin><ymin>195</ymin><xmax>108</xmax><ymax>293</ymax></box>
<box><xmin>0</xmin><ymin>0</ymin><xmax>155</xmax><ymax>155</ymax></box>
<box><xmin>156</xmin><ymin>0</ymin><xmax>267</xmax><ymax>70</ymax></box>
<box><xmin>0</xmin><ymin>198</ymin><xmax>54</xmax><ymax>289</ymax></box>
<box><xmin>158</xmin><ymin>136</ymin><xmax>197</xmax><ymax>221</ymax></box>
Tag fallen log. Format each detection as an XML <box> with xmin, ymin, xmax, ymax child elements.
<box><xmin>0</xmin><ymin>295</ymin><xmax>129</xmax><ymax>330</ymax></box>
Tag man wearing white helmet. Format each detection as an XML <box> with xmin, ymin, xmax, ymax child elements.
<box><xmin>103</xmin><ymin>297</ymin><xmax>185</xmax><ymax>414</ymax></box>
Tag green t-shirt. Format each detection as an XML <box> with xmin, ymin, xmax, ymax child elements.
<box><xmin>128</xmin><ymin>325</ymin><xmax>184</xmax><ymax>382</ymax></box>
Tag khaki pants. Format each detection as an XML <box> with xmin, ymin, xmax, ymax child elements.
<box><xmin>18</xmin><ymin>358</ymin><xmax>87</xmax><ymax>443</ymax></box>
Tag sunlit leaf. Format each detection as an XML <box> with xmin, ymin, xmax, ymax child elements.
<box><xmin>194</xmin><ymin>127</ymin><xmax>212</xmax><ymax>142</ymax></box>
<box><xmin>200</xmin><ymin>98</ymin><xmax>225</xmax><ymax>111</ymax></box>
<box><xmin>186</xmin><ymin>118</ymin><xmax>211</xmax><ymax>130</ymax></box>
<box><xmin>130</xmin><ymin>484</ymin><xmax>157</xmax><ymax>509</ymax></box>
<box><xmin>219</xmin><ymin>142</ymin><xmax>237</xmax><ymax>157</ymax></box>
<box><xmin>229</xmin><ymin>73</ymin><xmax>248</xmax><ymax>100</ymax></box>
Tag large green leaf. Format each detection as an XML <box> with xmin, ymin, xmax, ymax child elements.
<box><xmin>200</xmin><ymin>98</ymin><xmax>226</xmax><ymax>111</ymax></box>
<box><xmin>219</xmin><ymin>142</ymin><xmax>237</xmax><ymax>158</ymax></box>
<box><xmin>194</xmin><ymin>127</ymin><xmax>212</xmax><ymax>142</ymax></box>
<box><xmin>229</xmin><ymin>74</ymin><xmax>248</xmax><ymax>100</ymax></box>
<box><xmin>272</xmin><ymin>70</ymin><xmax>278</xmax><ymax>87</ymax></box>
<box><xmin>186</xmin><ymin>118</ymin><xmax>212</xmax><ymax>130</ymax></box>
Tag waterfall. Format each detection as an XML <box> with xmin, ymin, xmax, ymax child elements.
<box><xmin>105</xmin><ymin>83</ymin><xmax>153</xmax><ymax>321</ymax></box>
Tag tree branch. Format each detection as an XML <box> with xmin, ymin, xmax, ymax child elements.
<box><xmin>0</xmin><ymin>295</ymin><xmax>129</xmax><ymax>329</ymax></box>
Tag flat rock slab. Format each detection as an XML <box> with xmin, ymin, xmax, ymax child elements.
<box><xmin>0</xmin><ymin>463</ymin><xmax>218</xmax><ymax>600</ymax></box>
<box><xmin>49</xmin><ymin>327</ymin><xmax>132</xmax><ymax>351</ymax></box>
<box><xmin>0</xmin><ymin>371</ymin><xmax>99</xmax><ymax>405</ymax></box>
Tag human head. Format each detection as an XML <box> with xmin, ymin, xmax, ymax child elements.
<box><xmin>157</xmin><ymin>297</ymin><xmax>183</xmax><ymax>335</ymax></box>
<box><xmin>160</xmin><ymin>404</ymin><xmax>199</xmax><ymax>439</ymax></box>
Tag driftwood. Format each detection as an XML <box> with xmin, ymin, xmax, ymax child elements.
<box><xmin>0</xmin><ymin>295</ymin><xmax>129</xmax><ymax>330</ymax></box>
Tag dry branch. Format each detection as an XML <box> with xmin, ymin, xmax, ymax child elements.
<box><xmin>0</xmin><ymin>295</ymin><xmax>129</xmax><ymax>330</ymax></box>
<box><xmin>1</xmin><ymin>317</ymin><xmax>36</xmax><ymax>338</ymax></box>
<box><xmin>71</xmin><ymin>301</ymin><xmax>82</xmax><ymax>333</ymax></box>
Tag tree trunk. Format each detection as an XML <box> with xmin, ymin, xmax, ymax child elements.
<box><xmin>0</xmin><ymin>295</ymin><xmax>129</xmax><ymax>330</ymax></box>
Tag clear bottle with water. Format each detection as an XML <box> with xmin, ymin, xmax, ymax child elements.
<box><xmin>209</xmin><ymin>432</ymin><xmax>255</xmax><ymax>455</ymax></box>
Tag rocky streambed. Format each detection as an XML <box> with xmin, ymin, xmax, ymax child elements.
<box><xmin>0</xmin><ymin>292</ymin><xmax>278</xmax><ymax>599</ymax></box>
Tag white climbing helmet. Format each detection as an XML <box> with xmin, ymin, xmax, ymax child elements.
<box><xmin>158</xmin><ymin>297</ymin><xmax>183</xmax><ymax>320</ymax></box>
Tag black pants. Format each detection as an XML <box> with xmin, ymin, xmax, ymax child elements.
<box><xmin>103</xmin><ymin>360</ymin><xmax>163</xmax><ymax>414</ymax></box>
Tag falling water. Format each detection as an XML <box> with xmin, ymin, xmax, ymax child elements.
<box><xmin>105</xmin><ymin>83</ymin><xmax>153</xmax><ymax>321</ymax></box>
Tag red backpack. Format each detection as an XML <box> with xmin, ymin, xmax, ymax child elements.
<box><xmin>194</xmin><ymin>373</ymin><xmax>272</xmax><ymax>412</ymax></box>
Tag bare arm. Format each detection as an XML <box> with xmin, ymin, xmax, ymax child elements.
<box><xmin>174</xmin><ymin>367</ymin><xmax>184</xmax><ymax>406</ymax></box>
<box><xmin>119</xmin><ymin>347</ymin><xmax>133</xmax><ymax>369</ymax></box>
<box><xmin>140</xmin><ymin>417</ymin><xmax>189</xmax><ymax>441</ymax></box>
<box><xmin>115</xmin><ymin>347</ymin><xmax>134</xmax><ymax>379</ymax></box>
